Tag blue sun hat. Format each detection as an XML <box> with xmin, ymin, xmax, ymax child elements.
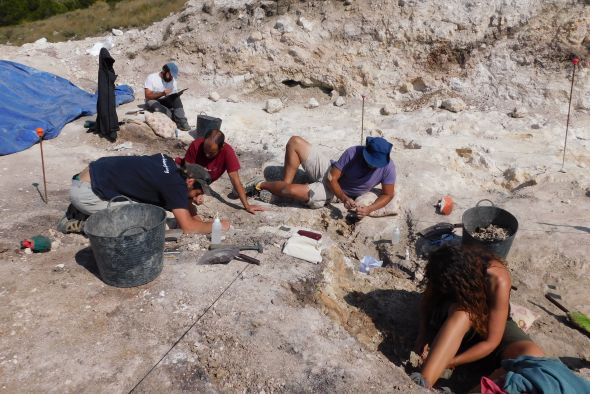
<box><xmin>165</xmin><ymin>62</ymin><xmax>179</xmax><ymax>79</ymax></box>
<box><xmin>362</xmin><ymin>136</ymin><xmax>393</xmax><ymax>168</ymax></box>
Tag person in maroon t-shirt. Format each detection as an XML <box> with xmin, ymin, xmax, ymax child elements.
<box><xmin>180</xmin><ymin>129</ymin><xmax>265</xmax><ymax>215</ymax></box>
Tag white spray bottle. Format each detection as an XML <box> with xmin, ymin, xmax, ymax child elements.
<box><xmin>211</xmin><ymin>213</ymin><xmax>222</xmax><ymax>244</ymax></box>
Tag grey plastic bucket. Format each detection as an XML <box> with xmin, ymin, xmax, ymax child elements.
<box><xmin>461</xmin><ymin>200</ymin><xmax>519</xmax><ymax>260</ymax></box>
<box><xmin>84</xmin><ymin>197</ymin><xmax>166</xmax><ymax>287</ymax></box>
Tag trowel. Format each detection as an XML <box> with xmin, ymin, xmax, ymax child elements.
<box><xmin>209</xmin><ymin>241</ymin><xmax>263</xmax><ymax>253</ymax></box>
<box><xmin>418</xmin><ymin>222</ymin><xmax>462</xmax><ymax>238</ymax></box>
<box><xmin>198</xmin><ymin>247</ymin><xmax>260</xmax><ymax>265</ymax></box>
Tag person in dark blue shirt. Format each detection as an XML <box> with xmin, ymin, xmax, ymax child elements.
<box><xmin>58</xmin><ymin>153</ymin><xmax>229</xmax><ymax>234</ymax></box>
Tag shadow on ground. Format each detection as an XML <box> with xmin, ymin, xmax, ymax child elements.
<box><xmin>344</xmin><ymin>288</ymin><xmax>503</xmax><ymax>393</ymax></box>
<box><xmin>344</xmin><ymin>289</ymin><xmax>420</xmax><ymax>365</ymax></box>
<box><xmin>537</xmin><ymin>222</ymin><xmax>590</xmax><ymax>234</ymax></box>
<box><xmin>75</xmin><ymin>246</ymin><xmax>101</xmax><ymax>280</ymax></box>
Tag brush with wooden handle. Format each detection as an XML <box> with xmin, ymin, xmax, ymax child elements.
<box><xmin>545</xmin><ymin>293</ymin><xmax>590</xmax><ymax>336</ymax></box>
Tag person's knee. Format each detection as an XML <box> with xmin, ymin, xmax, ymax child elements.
<box><xmin>286</xmin><ymin>136</ymin><xmax>308</xmax><ymax>151</ymax></box>
<box><xmin>526</xmin><ymin>343</ymin><xmax>544</xmax><ymax>357</ymax></box>
<box><xmin>503</xmin><ymin>341</ymin><xmax>544</xmax><ymax>359</ymax></box>
<box><xmin>279</xmin><ymin>185</ymin><xmax>294</xmax><ymax>198</ymax></box>
<box><xmin>445</xmin><ymin>306</ymin><xmax>472</xmax><ymax>331</ymax></box>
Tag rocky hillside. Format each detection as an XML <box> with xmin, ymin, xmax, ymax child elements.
<box><xmin>4</xmin><ymin>0</ymin><xmax>590</xmax><ymax>114</ymax></box>
<box><xmin>140</xmin><ymin>0</ymin><xmax>590</xmax><ymax>110</ymax></box>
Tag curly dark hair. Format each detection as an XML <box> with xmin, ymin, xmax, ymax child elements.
<box><xmin>422</xmin><ymin>245</ymin><xmax>505</xmax><ymax>336</ymax></box>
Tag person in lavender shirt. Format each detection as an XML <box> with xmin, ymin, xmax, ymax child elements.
<box><xmin>245</xmin><ymin>135</ymin><xmax>396</xmax><ymax>217</ymax></box>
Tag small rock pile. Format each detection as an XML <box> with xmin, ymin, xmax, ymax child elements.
<box><xmin>472</xmin><ymin>224</ymin><xmax>510</xmax><ymax>241</ymax></box>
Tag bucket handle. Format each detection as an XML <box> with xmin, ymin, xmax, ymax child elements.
<box><xmin>119</xmin><ymin>226</ymin><xmax>147</xmax><ymax>237</ymax></box>
<box><xmin>476</xmin><ymin>199</ymin><xmax>495</xmax><ymax>207</ymax></box>
<box><xmin>108</xmin><ymin>195</ymin><xmax>133</xmax><ymax>209</ymax></box>
<box><xmin>474</xmin><ymin>199</ymin><xmax>495</xmax><ymax>229</ymax></box>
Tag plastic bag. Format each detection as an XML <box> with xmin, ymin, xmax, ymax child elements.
<box><xmin>359</xmin><ymin>256</ymin><xmax>383</xmax><ymax>273</ymax></box>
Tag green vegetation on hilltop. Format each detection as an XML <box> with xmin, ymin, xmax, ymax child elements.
<box><xmin>0</xmin><ymin>0</ymin><xmax>125</xmax><ymax>26</ymax></box>
<box><xmin>0</xmin><ymin>0</ymin><xmax>186</xmax><ymax>45</ymax></box>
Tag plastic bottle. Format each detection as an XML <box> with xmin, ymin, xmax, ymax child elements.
<box><xmin>211</xmin><ymin>214</ymin><xmax>222</xmax><ymax>244</ymax></box>
<box><xmin>392</xmin><ymin>226</ymin><xmax>401</xmax><ymax>244</ymax></box>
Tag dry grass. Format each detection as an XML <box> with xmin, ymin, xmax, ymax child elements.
<box><xmin>0</xmin><ymin>0</ymin><xmax>187</xmax><ymax>46</ymax></box>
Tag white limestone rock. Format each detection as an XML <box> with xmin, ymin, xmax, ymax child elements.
<box><xmin>449</xmin><ymin>78</ymin><xmax>465</xmax><ymax>91</ymax></box>
<box><xmin>297</xmin><ymin>17</ymin><xmax>313</xmax><ymax>32</ymax></box>
<box><xmin>334</xmin><ymin>96</ymin><xmax>346</xmax><ymax>107</ymax></box>
<box><xmin>343</xmin><ymin>23</ymin><xmax>361</xmax><ymax>39</ymax></box>
<box><xmin>441</xmin><ymin>98</ymin><xmax>466</xmax><ymax>113</ymax></box>
<box><xmin>509</xmin><ymin>107</ymin><xmax>527</xmax><ymax>118</ymax></box>
<box><xmin>227</xmin><ymin>95</ymin><xmax>240</xmax><ymax>103</ymax></box>
<box><xmin>274</xmin><ymin>18</ymin><xmax>294</xmax><ymax>34</ymax></box>
<box><xmin>145</xmin><ymin>112</ymin><xmax>176</xmax><ymax>139</ymax></box>
<box><xmin>306</xmin><ymin>98</ymin><xmax>320</xmax><ymax>109</ymax></box>
<box><xmin>265</xmin><ymin>99</ymin><xmax>284</xmax><ymax>113</ymax></box>
<box><xmin>288</xmin><ymin>48</ymin><xmax>308</xmax><ymax>64</ymax></box>
<box><xmin>248</xmin><ymin>31</ymin><xmax>263</xmax><ymax>42</ymax></box>
<box><xmin>380</xmin><ymin>104</ymin><xmax>398</xmax><ymax>116</ymax></box>
<box><xmin>398</xmin><ymin>82</ymin><xmax>413</xmax><ymax>94</ymax></box>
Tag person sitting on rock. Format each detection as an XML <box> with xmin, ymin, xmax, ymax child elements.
<box><xmin>57</xmin><ymin>153</ymin><xmax>230</xmax><ymax>234</ymax></box>
<box><xmin>144</xmin><ymin>62</ymin><xmax>190</xmax><ymax>131</ymax></box>
<box><xmin>178</xmin><ymin>129</ymin><xmax>265</xmax><ymax>215</ymax></box>
<box><xmin>411</xmin><ymin>245</ymin><xmax>544</xmax><ymax>389</ymax></box>
<box><xmin>246</xmin><ymin>135</ymin><xmax>396</xmax><ymax>216</ymax></box>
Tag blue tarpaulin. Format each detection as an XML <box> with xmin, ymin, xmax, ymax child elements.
<box><xmin>0</xmin><ymin>60</ymin><xmax>134</xmax><ymax>156</ymax></box>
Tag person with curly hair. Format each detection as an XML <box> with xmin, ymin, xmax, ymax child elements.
<box><xmin>412</xmin><ymin>245</ymin><xmax>544</xmax><ymax>388</ymax></box>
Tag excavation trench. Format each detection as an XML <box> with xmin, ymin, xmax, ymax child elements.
<box><xmin>291</xmin><ymin>210</ymin><xmax>492</xmax><ymax>392</ymax></box>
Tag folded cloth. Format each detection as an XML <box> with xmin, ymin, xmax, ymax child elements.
<box><xmin>502</xmin><ymin>355</ymin><xmax>590</xmax><ymax>394</ymax></box>
<box><xmin>282</xmin><ymin>234</ymin><xmax>322</xmax><ymax>264</ymax></box>
<box><xmin>482</xmin><ymin>376</ymin><xmax>507</xmax><ymax>394</ymax></box>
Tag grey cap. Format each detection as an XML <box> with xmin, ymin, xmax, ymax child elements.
<box><xmin>185</xmin><ymin>163</ymin><xmax>212</xmax><ymax>195</ymax></box>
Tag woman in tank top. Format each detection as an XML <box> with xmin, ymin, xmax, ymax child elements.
<box><xmin>412</xmin><ymin>245</ymin><xmax>544</xmax><ymax>388</ymax></box>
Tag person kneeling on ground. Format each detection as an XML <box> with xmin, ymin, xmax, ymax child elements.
<box><xmin>57</xmin><ymin>153</ymin><xmax>230</xmax><ymax>234</ymax></box>
<box><xmin>246</xmin><ymin>135</ymin><xmax>396</xmax><ymax>216</ymax></box>
<box><xmin>178</xmin><ymin>129</ymin><xmax>265</xmax><ymax>215</ymax></box>
<box><xmin>144</xmin><ymin>62</ymin><xmax>190</xmax><ymax>131</ymax></box>
<box><xmin>411</xmin><ymin>245</ymin><xmax>544</xmax><ymax>389</ymax></box>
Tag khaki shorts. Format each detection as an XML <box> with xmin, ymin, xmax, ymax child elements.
<box><xmin>302</xmin><ymin>146</ymin><xmax>336</xmax><ymax>209</ymax></box>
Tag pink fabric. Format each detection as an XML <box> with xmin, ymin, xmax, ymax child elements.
<box><xmin>481</xmin><ymin>376</ymin><xmax>507</xmax><ymax>394</ymax></box>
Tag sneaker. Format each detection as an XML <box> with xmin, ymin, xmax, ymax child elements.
<box><xmin>258</xmin><ymin>190</ymin><xmax>272</xmax><ymax>203</ymax></box>
<box><xmin>65</xmin><ymin>204</ymin><xmax>89</xmax><ymax>221</ymax></box>
<box><xmin>243</xmin><ymin>177</ymin><xmax>264</xmax><ymax>197</ymax></box>
<box><xmin>176</xmin><ymin>119</ymin><xmax>191</xmax><ymax>131</ymax></box>
<box><xmin>57</xmin><ymin>215</ymin><xmax>85</xmax><ymax>234</ymax></box>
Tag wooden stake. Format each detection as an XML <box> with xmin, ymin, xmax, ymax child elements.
<box><xmin>361</xmin><ymin>95</ymin><xmax>366</xmax><ymax>145</ymax></box>
<box><xmin>560</xmin><ymin>56</ymin><xmax>579</xmax><ymax>172</ymax></box>
<box><xmin>36</xmin><ymin>128</ymin><xmax>48</xmax><ymax>203</ymax></box>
